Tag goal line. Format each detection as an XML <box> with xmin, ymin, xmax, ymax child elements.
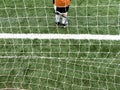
<box><xmin>0</xmin><ymin>33</ymin><xmax>120</xmax><ymax>40</ymax></box>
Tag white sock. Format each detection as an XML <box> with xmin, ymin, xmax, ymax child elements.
<box><xmin>62</xmin><ymin>17</ymin><xmax>67</xmax><ymax>25</ymax></box>
<box><xmin>62</xmin><ymin>13</ymin><xmax>68</xmax><ymax>25</ymax></box>
<box><xmin>54</xmin><ymin>5</ymin><xmax>60</xmax><ymax>23</ymax></box>
<box><xmin>55</xmin><ymin>14</ymin><xmax>60</xmax><ymax>23</ymax></box>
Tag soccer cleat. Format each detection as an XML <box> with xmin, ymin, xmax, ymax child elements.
<box><xmin>56</xmin><ymin>22</ymin><xmax>61</xmax><ymax>26</ymax></box>
<box><xmin>62</xmin><ymin>24</ymin><xmax>67</xmax><ymax>28</ymax></box>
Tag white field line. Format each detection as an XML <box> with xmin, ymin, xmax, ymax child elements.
<box><xmin>0</xmin><ymin>33</ymin><xmax>120</xmax><ymax>40</ymax></box>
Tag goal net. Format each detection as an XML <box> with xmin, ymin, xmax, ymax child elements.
<box><xmin>0</xmin><ymin>0</ymin><xmax>120</xmax><ymax>90</ymax></box>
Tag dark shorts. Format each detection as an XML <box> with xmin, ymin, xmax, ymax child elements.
<box><xmin>56</xmin><ymin>6</ymin><xmax>69</xmax><ymax>13</ymax></box>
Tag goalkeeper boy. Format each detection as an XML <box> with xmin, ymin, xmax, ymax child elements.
<box><xmin>53</xmin><ymin>0</ymin><xmax>71</xmax><ymax>28</ymax></box>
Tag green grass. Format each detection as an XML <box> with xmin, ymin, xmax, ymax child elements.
<box><xmin>0</xmin><ymin>0</ymin><xmax>120</xmax><ymax>34</ymax></box>
<box><xmin>0</xmin><ymin>0</ymin><xmax>120</xmax><ymax>90</ymax></box>
<box><xmin>0</xmin><ymin>39</ymin><xmax>120</xmax><ymax>90</ymax></box>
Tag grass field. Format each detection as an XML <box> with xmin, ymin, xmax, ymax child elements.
<box><xmin>0</xmin><ymin>0</ymin><xmax>120</xmax><ymax>34</ymax></box>
<box><xmin>0</xmin><ymin>0</ymin><xmax>120</xmax><ymax>90</ymax></box>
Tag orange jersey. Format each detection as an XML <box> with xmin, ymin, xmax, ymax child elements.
<box><xmin>54</xmin><ymin>0</ymin><xmax>71</xmax><ymax>7</ymax></box>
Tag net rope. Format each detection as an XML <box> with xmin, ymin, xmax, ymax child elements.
<box><xmin>0</xmin><ymin>0</ymin><xmax>120</xmax><ymax>90</ymax></box>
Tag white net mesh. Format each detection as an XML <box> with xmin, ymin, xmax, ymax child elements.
<box><xmin>0</xmin><ymin>0</ymin><xmax>120</xmax><ymax>34</ymax></box>
<box><xmin>0</xmin><ymin>0</ymin><xmax>120</xmax><ymax>90</ymax></box>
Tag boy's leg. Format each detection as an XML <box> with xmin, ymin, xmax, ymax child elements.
<box><xmin>62</xmin><ymin>12</ymin><xmax>68</xmax><ymax>26</ymax></box>
<box><xmin>62</xmin><ymin>6</ymin><xmax>69</xmax><ymax>28</ymax></box>
<box><xmin>54</xmin><ymin>5</ymin><xmax>60</xmax><ymax>25</ymax></box>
